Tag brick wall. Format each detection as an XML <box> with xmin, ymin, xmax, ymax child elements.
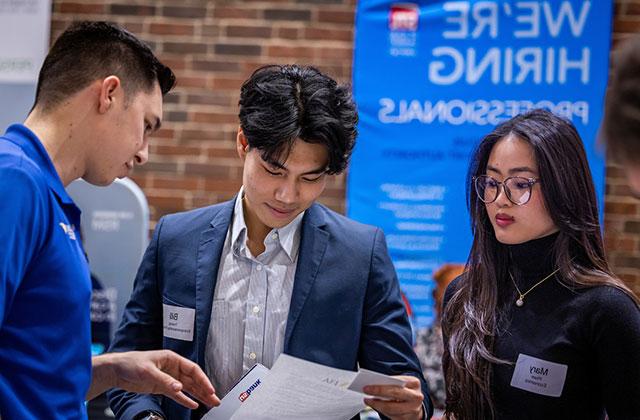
<box><xmin>607</xmin><ymin>1</ymin><xmax>640</xmax><ymax>295</ymax></box>
<box><xmin>51</xmin><ymin>0</ymin><xmax>639</xmax><ymax>294</ymax></box>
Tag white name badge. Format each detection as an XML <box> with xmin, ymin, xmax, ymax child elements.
<box><xmin>510</xmin><ymin>353</ymin><xmax>568</xmax><ymax>397</ymax></box>
<box><xmin>163</xmin><ymin>304</ymin><xmax>195</xmax><ymax>341</ymax></box>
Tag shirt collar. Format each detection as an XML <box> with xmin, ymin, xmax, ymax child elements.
<box><xmin>230</xmin><ymin>187</ymin><xmax>305</xmax><ymax>263</ymax></box>
<box><xmin>3</xmin><ymin>123</ymin><xmax>75</xmax><ymax>206</ymax></box>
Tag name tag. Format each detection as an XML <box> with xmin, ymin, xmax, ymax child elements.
<box><xmin>163</xmin><ymin>304</ymin><xmax>195</xmax><ymax>341</ymax></box>
<box><xmin>510</xmin><ymin>353</ymin><xmax>568</xmax><ymax>397</ymax></box>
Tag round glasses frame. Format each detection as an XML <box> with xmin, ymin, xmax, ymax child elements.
<box><xmin>473</xmin><ymin>175</ymin><xmax>540</xmax><ymax>206</ymax></box>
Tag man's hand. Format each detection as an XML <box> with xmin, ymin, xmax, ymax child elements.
<box><xmin>363</xmin><ymin>375</ymin><xmax>424</xmax><ymax>420</ymax></box>
<box><xmin>89</xmin><ymin>350</ymin><xmax>221</xmax><ymax>409</ymax></box>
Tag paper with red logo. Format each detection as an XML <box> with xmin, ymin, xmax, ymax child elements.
<box><xmin>231</xmin><ymin>354</ymin><xmax>398</xmax><ymax>420</ymax></box>
<box><xmin>202</xmin><ymin>363</ymin><xmax>269</xmax><ymax>420</ymax></box>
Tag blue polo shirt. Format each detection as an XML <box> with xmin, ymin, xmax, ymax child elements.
<box><xmin>0</xmin><ymin>124</ymin><xmax>91</xmax><ymax>419</ymax></box>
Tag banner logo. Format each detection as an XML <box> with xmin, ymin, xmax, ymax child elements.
<box><xmin>389</xmin><ymin>3</ymin><xmax>419</xmax><ymax>31</ymax></box>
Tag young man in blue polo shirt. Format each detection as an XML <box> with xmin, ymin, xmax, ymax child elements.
<box><xmin>0</xmin><ymin>22</ymin><xmax>218</xmax><ymax>419</ymax></box>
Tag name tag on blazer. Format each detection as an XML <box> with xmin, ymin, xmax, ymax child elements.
<box><xmin>510</xmin><ymin>353</ymin><xmax>568</xmax><ymax>397</ymax></box>
<box><xmin>163</xmin><ymin>304</ymin><xmax>195</xmax><ymax>341</ymax></box>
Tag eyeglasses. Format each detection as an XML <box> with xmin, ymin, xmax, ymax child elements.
<box><xmin>474</xmin><ymin>175</ymin><xmax>539</xmax><ymax>206</ymax></box>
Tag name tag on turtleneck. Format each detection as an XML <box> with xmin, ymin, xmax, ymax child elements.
<box><xmin>510</xmin><ymin>354</ymin><xmax>568</xmax><ymax>397</ymax></box>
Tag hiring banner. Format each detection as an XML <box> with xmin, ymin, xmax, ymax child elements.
<box><xmin>348</xmin><ymin>0</ymin><xmax>610</xmax><ymax>328</ymax></box>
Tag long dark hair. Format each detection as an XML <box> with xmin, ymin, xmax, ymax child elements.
<box><xmin>442</xmin><ymin>109</ymin><xmax>639</xmax><ymax>419</ymax></box>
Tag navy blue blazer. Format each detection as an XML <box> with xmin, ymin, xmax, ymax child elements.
<box><xmin>107</xmin><ymin>199</ymin><xmax>432</xmax><ymax>419</ymax></box>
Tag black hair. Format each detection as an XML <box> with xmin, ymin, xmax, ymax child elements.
<box><xmin>238</xmin><ymin>64</ymin><xmax>357</xmax><ymax>175</ymax></box>
<box><xmin>34</xmin><ymin>21</ymin><xmax>175</xmax><ymax>112</ymax></box>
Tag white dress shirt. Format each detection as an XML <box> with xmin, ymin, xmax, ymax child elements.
<box><xmin>204</xmin><ymin>189</ymin><xmax>304</xmax><ymax>397</ymax></box>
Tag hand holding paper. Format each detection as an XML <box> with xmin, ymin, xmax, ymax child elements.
<box><xmin>202</xmin><ymin>354</ymin><xmax>422</xmax><ymax>420</ymax></box>
<box><xmin>363</xmin><ymin>375</ymin><xmax>424</xmax><ymax>420</ymax></box>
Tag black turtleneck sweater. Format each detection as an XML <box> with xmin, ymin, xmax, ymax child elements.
<box><xmin>443</xmin><ymin>233</ymin><xmax>640</xmax><ymax>419</ymax></box>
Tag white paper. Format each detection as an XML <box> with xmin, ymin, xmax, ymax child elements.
<box><xmin>204</xmin><ymin>354</ymin><xmax>407</xmax><ymax>420</ymax></box>
<box><xmin>348</xmin><ymin>368</ymin><xmax>406</xmax><ymax>394</ymax></box>
<box><xmin>232</xmin><ymin>354</ymin><xmax>364</xmax><ymax>420</ymax></box>
<box><xmin>203</xmin><ymin>364</ymin><xmax>270</xmax><ymax>420</ymax></box>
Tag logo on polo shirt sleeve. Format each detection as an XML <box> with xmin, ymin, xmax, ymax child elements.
<box><xmin>59</xmin><ymin>222</ymin><xmax>77</xmax><ymax>240</ymax></box>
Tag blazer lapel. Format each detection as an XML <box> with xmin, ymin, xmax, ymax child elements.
<box><xmin>284</xmin><ymin>204</ymin><xmax>329</xmax><ymax>349</ymax></box>
<box><xmin>195</xmin><ymin>199</ymin><xmax>235</xmax><ymax>366</ymax></box>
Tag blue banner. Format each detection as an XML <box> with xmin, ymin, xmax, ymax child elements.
<box><xmin>348</xmin><ymin>0</ymin><xmax>611</xmax><ymax>328</ymax></box>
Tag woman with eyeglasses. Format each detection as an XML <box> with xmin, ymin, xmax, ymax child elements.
<box><xmin>441</xmin><ymin>109</ymin><xmax>640</xmax><ymax>419</ymax></box>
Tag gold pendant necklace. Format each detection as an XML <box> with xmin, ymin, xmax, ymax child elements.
<box><xmin>509</xmin><ymin>267</ymin><xmax>562</xmax><ymax>307</ymax></box>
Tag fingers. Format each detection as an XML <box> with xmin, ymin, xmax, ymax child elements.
<box><xmin>364</xmin><ymin>397</ymin><xmax>412</xmax><ymax>417</ymax></box>
<box><xmin>145</xmin><ymin>367</ymin><xmax>200</xmax><ymax>409</ymax></box>
<box><xmin>363</xmin><ymin>376</ymin><xmax>424</xmax><ymax>420</ymax></box>
<box><xmin>157</xmin><ymin>350</ymin><xmax>221</xmax><ymax>408</ymax></box>
<box><xmin>179</xmin><ymin>373</ymin><xmax>221</xmax><ymax>408</ymax></box>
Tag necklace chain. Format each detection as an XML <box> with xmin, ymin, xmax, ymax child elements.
<box><xmin>509</xmin><ymin>267</ymin><xmax>562</xmax><ymax>307</ymax></box>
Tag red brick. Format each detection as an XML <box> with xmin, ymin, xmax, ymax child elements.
<box><xmin>134</xmin><ymin>161</ymin><xmax>179</xmax><ymax>174</ymax></box>
<box><xmin>157</xmin><ymin>57</ymin><xmax>188</xmax><ymax>72</ymax></box>
<box><xmin>211</xmin><ymin>77</ymin><xmax>245</xmax><ymax>90</ymax></box>
<box><xmin>191</xmin><ymin>194</ymin><xmax>222</xmax><ymax>208</ymax></box>
<box><xmin>186</xmin><ymin>92</ymin><xmax>233</xmax><ymax>107</ymax></box>
<box><xmin>164</xmin><ymin>42</ymin><xmax>208</xmax><ymax>54</ymax></box>
<box><xmin>264</xmin><ymin>9</ymin><xmax>311</xmax><ymax>21</ymax></box>
<box><xmin>184</xmin><ymin>163</ymin><xmax>232</xmax><ymax>178</ymax></box>
<box><xmin>149</xmin><ymin>23</ymin><xmax>194</xmax><ymax>36</ymax></box>
<box><xmin>206</xmin><ymin>147</ymin><xmax>240</xmax><ymax>159</ymax></box>
<box><xmin>316</xmin><ymin>46</ymin><xmax>353</xmax><ymax>60</ymax></box>
<box><xmin>192</xmin><ymin>60</ymin><xmax>240</xmax><ymax>73</ymax></box>
<box><xmin>304</xmin><ymin>27</ymin><xmax>353</xmax><ymax>42</ymax></box>
<box><xmin>153</xmin><ymin>144</ymin><xmax>202</xmax><ymax>157</ymax></box>
<box><xmin>152</xmin><ymin>128</ymin><xmax>176</xmax><ymax>140</ymax></box>
<box><xmin>181</xmin><ymin>130</ymin><xmax>228</xmax><ymax>142</ymax></box>
<box><xmin>152</xmin><ymin>177</ymin><xmax>202</xmax><ymax>190</ymax></box>
<box><xmin>214</xmin><ymin>43</ymin><xmax>262</xmax><ymax>56</ymax></box>
<box><xmin>110</xmin><ymin>4</ymin><xmax>156</xmax><ymax>15</ymax></box>
<box><xmin>226</xmin><ymin>25</ymin><xmax>272</xmax><ymax>38</ymax></box>
<box><xmin>625</xmin><ymin>221</ymin><xmax>640</xmax><ymax>233</ymax></box>
<box><xmin>147</xmin><ymin>194</ymin><xmax>187</xmax><ymax>212</ymax></box>
<box><xmin>605</xmin><ymin>201</ymin><xmax>638</xmax><ymax>215</ymax></box>
<box><xmin>318</xmin><ymin>9</ymin><xmax>354</xmax><ymax>24</ymax></box>
<box><xmin>276</xmin><ymin>27</ymin><xmax>301</xmax><ymax>40</ymax></box>
<box><xmin>204</xmin><ymin>179</ymin><xmax>243</xmax><ymax>192</ymax></box>
<box><xmin>162</xmin><ymin>6</ymin><xmax>207</xmax><ymax>19</ymax></box>
<box><xmin>120</xmin><ymin>22</ymin><xmax>144</xmax><ymax>34</ymax></box>
<box><xmin>201</xmin><ymin>25</ymin><xmax>222</xmax><ymax>37</ymax></box>
<box><xmin>174</xmin><ymin>76</ymin><xmax>211</xmax><ymax>89</ymax></box>
<box><xmin>213</xmin><ymin>7</ymin><xmax>259</xmax><ymax>19</ymax></box>
<box><xmin>267</xmin><ymin>45</ymin><xmax>315</xmax><ymax>59</ymax></box>
<box><xmin>192</xmin><ymin>112</ymin><xmax>238</xmax><ymax>124</ymax></box>
<box><xmin>613</xmin><ymin>19</ymin><xmax>640</xmax><ymax>33</ymax></box>
<box><xmin>58</xmin><ymin>2</ymin><xmax>105</xmax><ymax>13</ymax></box>
<box><xmin>606</xmin><ymin>165</ymin><xmax>627</xmax><ymax>178</ymax></box>
<box><xmin>626</xmin><ymin>3</ymin><xmax>640</xmax><ymax>15</ymax></box>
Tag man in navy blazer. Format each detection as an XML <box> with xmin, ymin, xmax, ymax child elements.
<box><xmin>108</xmin><ymin>65</ymin><xmax>432</xmax><ymax>420</ymax></box>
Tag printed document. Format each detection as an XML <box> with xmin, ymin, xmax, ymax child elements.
<box><xmin>203</xmin><ymin>353</ymin><xmax>405</xmax><ymax>420</ymax></box>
